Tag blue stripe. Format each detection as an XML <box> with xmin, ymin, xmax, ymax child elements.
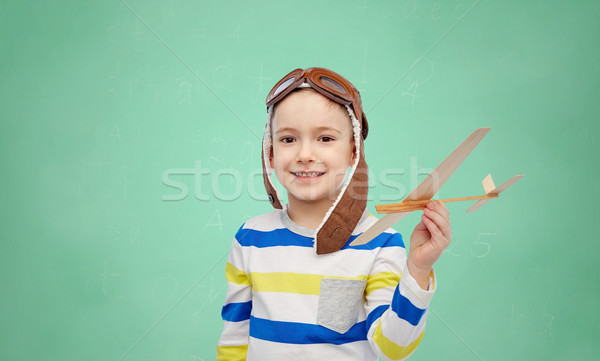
<box><xmin>249</xmin><ymin>316</ymin><xmax>367</xmax><ymax>345</ymax></box>
<box><xmin>391</xmin><ymin>286</ymin><xmax>426</xmax><ymax>326</ymax></box>
<box><xmin>342</xmin><ymin>232</ymin><xmax>405</xmax><ymax>250</ymax></box>
<box><xmin>236</xmin><ymin>227</ymin><xmax>314</xmax><ymax>248</ymax></box>
<box><xmin>235</xmin><ymin>227</ymin><xmax>405</xmax><ymax>250</ymax></box>
<box><xmin>221</xmin><ymin>301</ymin><xmax>252</xmax><ymax>322</ymax></box>
<box><xmin>366</xmin><ymin>304</ymin><xmax>389</xmax><ymax>331</ymax></box>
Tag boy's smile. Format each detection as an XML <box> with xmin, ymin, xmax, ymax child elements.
<box><xmin>270</xmin><ymin>89</ymin><xmax>356</xmax><ymax>213</ymax></box>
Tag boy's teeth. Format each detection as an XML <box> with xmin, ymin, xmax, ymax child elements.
<box><xmin>294</xmin><ymin>172</ymin><xmax>322</xmax><ymax>177</ymax></box>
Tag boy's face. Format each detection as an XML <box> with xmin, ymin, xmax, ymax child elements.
<box><xmin>270</xmin><ymin>90</ymin><xmax>356</xmax><ymax>206</ymax></box>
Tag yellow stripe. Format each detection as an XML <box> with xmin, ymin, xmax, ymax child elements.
<box><xmin>226</xmin><ymin>263</ymin><xmax>251</xmax><ymax>285</ymax></box>
<box><xmin>366</xmin><ymin>272</ymin><xmax>402</xmax><ymax>296</ymax></box>
<box><xmin>216</xmin><ymin>344</ymin><xmax>248</xmax><ymax>361</ymax></box>
<box><xmin>373</xmin><ymin>321</ymin><xmax>424</xmax><ymax>360</ymax></box>
<box><xmin>250</xmin><ymin>272</ymin><xmax>367</xmax><ymax>295</ymax></box>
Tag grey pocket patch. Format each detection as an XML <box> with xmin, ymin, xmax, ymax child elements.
<box><xmin>316</xmin><ymin>278</ymin><xmax>367</xmax><ymax>334</ymax></box>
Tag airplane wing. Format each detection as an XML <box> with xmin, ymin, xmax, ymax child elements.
<box><xmin>350</xmin><ymin>127</ymin><xmax>491</xmax><ymax>246</ymax></box>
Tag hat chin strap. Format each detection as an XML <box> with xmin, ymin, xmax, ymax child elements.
<box><xmin>262</xmin><ymin>104</ymin><xmax>368</xmax><ymax>255</ymax></box>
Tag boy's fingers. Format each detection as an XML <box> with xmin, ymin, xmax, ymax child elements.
<box><xmin>422</xmin><ymin>214</ymin><xmax>444</xmax><ymax>240</ymax></box>
<box><xmin>427</xmin><ymin>201</ymin><xmax>450</xmax><ymax>219</ymax></box>
<box><xmin>426</xmin><ymin>202</ymin><xmax>451</xmax><ymax>229</ymax></box>
<box><xmin>423</xmin><ymin>208</ymin><xmax>451</xmax><ymax>241</ymax></box>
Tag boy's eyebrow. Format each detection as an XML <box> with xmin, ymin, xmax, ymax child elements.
<box><xmin>273</xmin><ymin>127</ymin><xmax>298</xmax><ymax>135</ymax></box>
<box><xmin>314</xmin><ymin>126</ymin><xmax>342</xmax><ymax>135</ymax></box>
<box><xmin>274</xmin><ymin>126</ymin><xmax>343</xmax><ymax>135</ymax></box>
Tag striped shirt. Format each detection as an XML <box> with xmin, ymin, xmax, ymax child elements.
<box><xmin>216</xmin><ymin>208</ymin><xmax>436</xmax><ymax>361</ymax></box>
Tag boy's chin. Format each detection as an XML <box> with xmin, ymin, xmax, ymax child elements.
<box><xmin>286</xmin><ymin>190</ymin><xmax>342</xmax><ymax>204</ymax></box>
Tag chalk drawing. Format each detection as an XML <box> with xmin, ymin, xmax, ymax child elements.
<box><xmin>360</xmin><ymin>40</ymin><xmax>377</xmax><ymax>86</ymax></box>
<box><xmin>106</xmin><ymin>224</ymin><xmax>139</xmax><ymax>243</ymax></box>
<box><xmin>408</xmin><ymin>57</ymin><xmax>435</xmax><ymax>86</ymax></box>
<box><xmin>470</xmin><ymin>232</ymin><xmax>496</xmax><ymax>258</ymax></box>
<box><xmin>239</xmin><ymin>138</ymin><xmax>254</xmax><ymax>165</ymax></box>
<box><xmin>192</xmin><ymin>275</ymin><xmax>225</xmax><ymax>315</ymax></box>
<box><xmin>229</xmin><ymin>25</ymin><xmax>241</xmax><ymax>43</ymax></box>
<box><xmin>252</xmin><ymin>64</ymin><xmax>271</xmax><ymax>98</ymax></box>
<box><xmin>107</xmin><ymin>226</ymin><xmax>122</xmax><ymax>242</ymax></box>
<box><xmin>402</xmin><ymin>80</ymin><xmax>422</xmax><ymax>109</ymax></box>
<box><xmin>193</xmin><ymin>67</ymin><xmax>208</xmax><ymax>96</ymax></box>
<box><xmin>131</xmin><ymin>21</ymin><xmax>146</xmax><ymax>42</ymax></box>
<box><xmin>357</xmin><ymin>0</ymin><xmax>368</xmax><ymax>12</ymax></box>
<box><xmin>106</xmin><ymin>25</ymin><xmax>119</xmax><ymax>44</ymax></box>
<box><xmin>133</xmin><ymin>126</ymin><xmax>142</xmax><ymax>142</ymax></box>
<box><xmin>201</xmin><ymin>209</ymin><xmax>224</xmax><ymax>233</ymax></box>
<box><xmin>144</xmin><ymin>82</ymin><xmax>163</xmax><ymax>104</ymax></box>
<box><xmin>403</xmin><ymin>1</ymin><xmax>418</xmax><ymax>18</ymax></box>
<box><xmin>542</xmin><ymin>313</ymin><xmax>554</xmax><ymax>336</ymax></box>
<box><xmin>108</xmin><ymin>125</ymin><xmax>122</xmax><ymax>142</ymax></box>
<box><xmin>177</xmin><ymin>77</ymin><xmax>193</xmax><ymax>104</ymax></box>
<box><xmin>107</xmin><ymin>61</ymin><xmax>120</xmax><ymax>93</ymax></box>
<box><xmin>431</xmin><ymin>2</ymin><xmax>442</xmax><ymax>20</ymax></box>
<box><xmin>84</xmin><ymin>261</ymin><xmax>123</xmax><ymax>300</ymax></box>
<box><xmin>509</xmin><ymin>302</ymin><xmax>523</xmax><ymax>334</ymax></box>
<box><xmin>444</xmin><ymin>230</ymin><xmax>461</xmax><ymax>256</ymax></box>
<box><xmin>126</xmin><ymin>76</ymin><xmax>139</xmax><ymax>103</ymax></box>
<box><xmin>454</xmin><ymin>1</ymin><xmax>465</xmax><ymax>20</ymax></box>
<box><xmin>129</xmin><ymin>225</ymin><xmax>140</xmax><ymax>243</ymax></box>
<box><xmin>191</xmin><ymin>28</ymin><xmax>207</xmax><ymax>38</ymax></box>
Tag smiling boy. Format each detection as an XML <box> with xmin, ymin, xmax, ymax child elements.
<box><xmin>271</xmin><ymin>88</ymin><xmax>356</xmax><ymax>230</ymax></box>
<box><xmin>216</xmin><ymin>68</ymin><xmax>451</xmax><ymax>361</ymax></box>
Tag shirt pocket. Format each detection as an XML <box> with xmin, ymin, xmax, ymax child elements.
<box><xmin>316</xmin><ymin>278</ymin><xmax>367</xmax><ymax>334</ymax></box>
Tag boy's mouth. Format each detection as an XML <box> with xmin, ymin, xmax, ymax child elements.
<box><xmin>291</xmin><ymin>171</ymin><xmax>325</xmax><ymax>178</ymax></box>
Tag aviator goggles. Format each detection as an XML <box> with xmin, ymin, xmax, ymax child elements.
<box><xmin>265</xmin><ymin>67</ymin><xmax>369</xmax><ymax>139</ymax></box>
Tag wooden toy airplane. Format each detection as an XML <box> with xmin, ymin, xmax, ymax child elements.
<box><xmin>349</xmin><ymin>127</ymin><xmax>524</xmax><ymax>246</ymax></box>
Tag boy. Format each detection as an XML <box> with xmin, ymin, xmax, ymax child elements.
<box><xmin>216</xmin><ymin>67</ymin><xmax>451</xmax><ymax>361</ymax></box>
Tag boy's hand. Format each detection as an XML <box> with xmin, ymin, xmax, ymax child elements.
<box><xmin>407</xmin><ymin>201</ymin><xmax>451</xmax><ymax>290</ymax></box>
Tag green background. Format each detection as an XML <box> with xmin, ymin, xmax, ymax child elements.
<box><xmin>2</xmin><ymin>0</ymin><xmax>598</xmax><ymax>360</ymax></box>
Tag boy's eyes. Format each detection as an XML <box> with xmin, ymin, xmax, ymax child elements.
<box><xmin>278</xmin><ymin>136</ymin><xmax>336</xmax><ymax>143</ymax></box>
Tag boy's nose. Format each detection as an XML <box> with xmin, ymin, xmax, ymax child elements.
<box><xmin>296</xmin><ymin>142</ymin><xmax>316</xmax><ymax>163</ymax></box>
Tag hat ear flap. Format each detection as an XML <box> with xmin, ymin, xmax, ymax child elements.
<box><xmin>262</xmin><ymin>107</ymin><xmax>283</xmax><ymax>210</ymax></box>
<box><xmin>361</xmin><ymin>112</ymin><xmax>369</xmax><ymax>139</ymax></box>
<box><xmin>262</xmin><ymin>146</ymin><xmax>283</xmax><ymax>209</ymax></box>
<box><xmin>314</xmin><ymin>104</ymin><xmax>368</xmax><ymax>255</ymax></box>
<box><xmin>316</xmin><ymin>138</ymin><xmax>368</xmax><ymax>254</ymax></box>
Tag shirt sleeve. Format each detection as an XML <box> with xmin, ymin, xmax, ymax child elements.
<box><xmin>216</xmin><ymin>232</ymin><xmax>252</xmax><ymax>361</ymax></box>
<box><xmin>364</xmin><ymin>232</ymin><xmax>436</xmax><ymax>361</ymax></box>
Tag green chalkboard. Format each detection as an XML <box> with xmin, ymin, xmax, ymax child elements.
<box><xmin>1</xmin><ymin>0</ymin><xmax>598</xmax><ymax>360</ymax></box>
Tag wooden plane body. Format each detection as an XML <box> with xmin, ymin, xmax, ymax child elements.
<box><xmin>349</xmin><ymin>128</ymin><xmax>523</xmax><ymax>246</ymax></box>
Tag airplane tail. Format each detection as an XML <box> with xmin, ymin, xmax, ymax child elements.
<box><xmin>466</xmin><ymin>174</ymin><xmax>525</xmax><ymax>212</ymax></box>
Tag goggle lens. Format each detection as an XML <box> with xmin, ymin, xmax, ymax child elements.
<box><xmin>319</xmin><ymin>75</ymin><xmax>346</xmax><ymax>95</ymax></box>
<box><xmin>273</xmin><ymin>76</ymin><xmax>296</xmax><ymax>97</ymax></box>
